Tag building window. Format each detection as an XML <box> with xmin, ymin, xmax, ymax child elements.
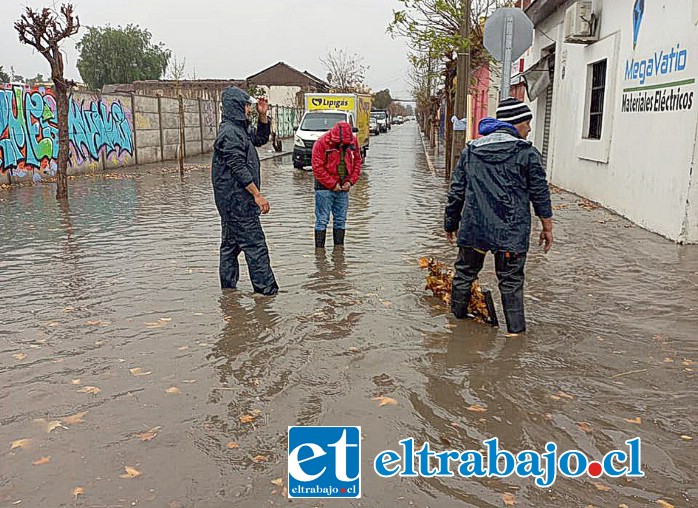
<box><xmin>587</xmin><ymin>59</ymin><xmax>607</xmax><ymax>139</ymax></box>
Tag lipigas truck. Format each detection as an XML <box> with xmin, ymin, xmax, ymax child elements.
<box><xmin>292</xmin><ymin>93</ymin><xmax>372</xmax><ymax>170</ymax></box>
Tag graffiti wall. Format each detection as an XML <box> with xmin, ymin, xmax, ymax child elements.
<box><xmin>0</xmin><ymin>84</ymin><xmax>135</xmax><ymax>180</ymax></box>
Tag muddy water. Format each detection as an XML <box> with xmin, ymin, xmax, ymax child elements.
<box><xmin>0</xmin><ymin>125</ymin><xmax>696</xmax><ymax>508</ymax></box>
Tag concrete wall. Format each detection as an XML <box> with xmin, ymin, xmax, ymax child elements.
<box><xmin>0</xmin><ymin>84</ymin><xmax>220</xmax><ymax>184</ymax></box>
<box><xmin>524</xmin><ymin>0</ymin><xmax>698</xmax><ymax>242</ymax></box>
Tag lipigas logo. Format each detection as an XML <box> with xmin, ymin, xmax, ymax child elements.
<box><xmin>311</xmin><ymin>98</ymin><xmax>323</xmax><ymax>107</ymax></box>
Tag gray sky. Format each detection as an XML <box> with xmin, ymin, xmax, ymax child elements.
<box><xmin>0</xmin><ymin>0</ymin><xmax>413</xmax><ymax>98</ymax></box>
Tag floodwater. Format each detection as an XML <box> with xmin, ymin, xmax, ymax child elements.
<box><xmin>0</xmin><ymin>125</ymin><xmax>696</xmax><ymax>508</ymax></box>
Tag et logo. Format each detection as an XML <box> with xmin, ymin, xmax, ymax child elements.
<box><xmin>287</xmin><ymin>426</ymin><xmax>361</xmax><ymax>499</ymax></box>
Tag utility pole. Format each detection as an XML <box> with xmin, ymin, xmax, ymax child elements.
<box><xmin>450</xmin><ymin>0</ymin><xmax>471</xmax><ymax>180</ymax></box>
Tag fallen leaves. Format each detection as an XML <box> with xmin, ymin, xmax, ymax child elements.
<box><xmin>119</xmin><ymin>466</ymin><xmax>141</xmax><ymax>479</ymax></box>
<box><xmin>271</xmin><ymin>477</ymin><xmax>284</xmax><ymax>487</ymax></box>
<box><xmin>129</xmin><ymin>368</ymin><xmax>152</xmax><ymax>376</ymax></box>
<box><xmin>12</xmin><ymin>353</ymin><xmax>27</xmax><ymax>361</ymax></box>
<box><xmin>656</xmin><ymin>501</ymin><xmax>675</xmax><ymax>508</ymax></box>
<box><xmin>71</xmin><ymin>487</ymin><xmax>84</xmax><ymax>499</ymax></box>
<box><xmin>466</xmin><ymin>404</ymin><xmax>488</xmax><ymax>413</ymax></box>
<box><xmin>136</xmin><ymin>427</ymin><xmax>162</xmax><ymax>442</ymax></box>
<box><xmin>78</xmin><ymin>386</ymin><xmax>101</xmax><ymax>395</ymax></box>
<box><xmin>680</xmin><ymin>435</ymin><xmax>692</xmax><ymax>441</ymax></box>
<box><xmin>34</xmin><ymin>418</ymin><xmax>63</xmax><ymax>433</ymax></box>
<box><xmin>252</xmin><ymin>455</ymin><xmax>268</xmax><ymax>463</ymax></box>
<box><xmin>165</xmin><ymin>387</ymin><xmax>181</xmax><ymax>395</ymax></box>
<box><xmin>624</xmin><ymin>417</ymin><xmax>642</xmax><ymax>425</ymax></box>
<box><xmin>239</xmin><ymin>414</ymin><xmax>257</xmax><ymax>424</ymax></box>
<box><xmin>578</xmin><ymin>199</ymin><xmax>601</xmax><ymax>211</ymax></box>
<box><xmin>502</xmin><ymin>492</ymin><xmax>516</xmax><ymax>506</ymax></box>
<box><xmin>578</xmin><ymin>422</ymin><xmax>593</xmax><ymax>434</ymax></box>
<box><xmin>593</xmin><ymin>482</ymin><xmax>611</xmax><ymax>492</ymax></box>
<box><xmin>32</xmin><ymin>456</ymin><xmax>51</xmax><ymax>466</ymax></box>
<box><xmin>372</xmin><ymin>396</ymin><xmax>398</xmax><ymax>407</ymax></box>
<box><xmin>226</xmin><ymin>442</ymin><xmax>240</xmax><ymax>449</ymax></box>
<box><xmin>71</xmin><ymin>379</ymin><xmax>81</xmax><ymax>385</ymax></box>
<box><xmin>63</xmin><ymin>411</ymin><xmax>89</xmax><ymax>425</ymax></box>
<box><xmin>550</xmin><ymin>391</ymin><xmax>574</xmax><ymax>401</ymax></box>
<box><xmin>10</xmin><ymin>439</ymin><xmax>32</xmax><ymax>450</ymax></box>
<box><xmin>85</xmin><ymin>320</ymin><xmax>110</xmax><ymax>326</ymax></box>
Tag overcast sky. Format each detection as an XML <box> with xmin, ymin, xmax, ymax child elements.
<box><xmin>0</xmin><ymin>0</ymin><xmax>413</xmax><ymax>98</ymax></box>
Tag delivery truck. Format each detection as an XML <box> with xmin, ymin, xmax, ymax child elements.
<box><xmin>292</xmin><ymin>93</ymin><xmax>372</xmax><ymax>170</ymax></box>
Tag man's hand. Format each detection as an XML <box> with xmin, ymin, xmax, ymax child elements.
<box><xmin>257</xmin><ymin>97</ymin><xmax>269</xmax><ymax>123</ymax></box>
<box><xmin>333</xmin><ymin>183</ymin><xmax>342</xmax><ymax>192</ymax></box>
<box><xmin>255</xmin><ymin>194</ymin><xmax>270</xmax><ymax>214</ymax></box>
<box><xmin>446</xmin><ymin>231</ymin><xmax>456</xmax><ymax>244</ymax></box>
<box><xmin>341</xmin><ymin>181</ymin><xmax>352</xmax><ymax>192</ymax></box>
<box><xmin>539</xmin><ymin>218</ymin><xmax>553</xmax><ymax>253</ymax></box>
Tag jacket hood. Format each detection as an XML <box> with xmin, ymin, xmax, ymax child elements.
<box><xmin>328</xmin><ymin>122</ymin><xmax>355</xmax><ymax>146</ymax></box>
<box><xmin>222</xmin><ymin>86</ymin><xmax>250</xmax><ymax>123</ymax></box>
<box><xmin>478</xmin><ymin>117</ymin><xmax>519</xmax><ymax>137</ymax></box>
<box><xmin>470</xmin><ymin>118</ymin><xmax>529</xmax><ymax>163</ymax></box>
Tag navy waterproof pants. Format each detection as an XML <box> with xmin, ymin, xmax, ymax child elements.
<box><xmin>219</xmin><ymin>218</ymin><xmax>278</xmax><ymax>295</ymax></box>
<box><xmin>451</xmin><ymin>247</ymin><xmax>527</xmax><ymax>333</ymax></box>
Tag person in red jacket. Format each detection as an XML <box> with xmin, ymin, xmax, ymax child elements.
<box><xmin>311</xmin><ymin>122</ymin><xmax>362</xmax><ymax>248</ymax></box>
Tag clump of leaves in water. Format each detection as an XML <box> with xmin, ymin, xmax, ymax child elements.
<box><xmin>419</xmin><ymin>257</ymin><xmax>492</xmax><ymax>323</ymax></box>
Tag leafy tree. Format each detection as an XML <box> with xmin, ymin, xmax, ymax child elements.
<box><xmin>373</xmin><ymin>89</ymin><xmax>393</xmax><ymax>110</ymax></box>
<box><xmin>320</xmin><ymin>48</ymin><xmax>369</xmax><ymax>93</ymax></box>
<box><xmin>77</xmin><ymin>24</ymin><xmax>171</xmax><ymax>90</ymax></box>
<box><xmin>0</xmin><ymin>66</ymin><xmax>10</xmax><ymax>82</ymax></box>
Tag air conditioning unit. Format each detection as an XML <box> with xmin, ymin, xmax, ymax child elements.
<box><xmin>564</xmin><ymin>1</ymin><xmax>598</xmax><ymax>44</ymax></box>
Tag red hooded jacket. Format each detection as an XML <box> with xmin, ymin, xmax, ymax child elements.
<box><xmin>312</xmin><ymin>122</ymin><xmax>362</xmax><ymax>190</ymax></box>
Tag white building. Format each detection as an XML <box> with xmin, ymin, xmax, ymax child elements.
<box><xmin>246</xmin><ymin>62</ymin><xmax>329</xmax><ymax>108</ymax></box>
<box><xmin>523</xmin><ymin>0</ymin><xmax>698</xmax><ymax>243</ymax></box>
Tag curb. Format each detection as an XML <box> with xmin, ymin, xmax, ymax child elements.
<box><xmin>259</xmin><ymin>150</ymin><xmax>292</xmax><ymax>162</ymax></box>
<box><xmin>419</xmin><ymin>133</ymin><xmax>437</xmax><ymax>176</ymax></box>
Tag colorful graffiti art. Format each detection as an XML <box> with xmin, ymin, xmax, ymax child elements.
<box><xmin>0</xmin><ymin>84</ymin><xmax>134</xmax><ymax>179</ymax></box>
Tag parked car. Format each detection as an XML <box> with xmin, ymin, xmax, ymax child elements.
<box><xmin>371</xmin><ymin>110</ymin><xmax>390</xmax><ymax>133</ymax></box>
<box><xmin>394</xmin><ymin>115</ymin><xmax>404</xmax><ymax>125</ymax></box>
<box><xmin>369</xmin><ymin>117</ymin><xmax>380</xmax><ymax>135</ymax></box>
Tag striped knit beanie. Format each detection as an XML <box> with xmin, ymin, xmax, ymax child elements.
<box><xmin>496</xmin><ymin>97</ymin><xmax>532</xmax><ymax>125</ymax></box>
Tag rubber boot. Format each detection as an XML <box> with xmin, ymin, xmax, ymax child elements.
<box><xmin>315</xmin><ymin>230</ymin><xmax>326</xmax><ymax>249</ymax></box>
<box><xmin>333</xmin><ymin>229</ymin><xmax>346</xmax><ymax>246</ymax></box>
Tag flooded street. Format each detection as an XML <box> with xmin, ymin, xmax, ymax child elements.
<box><xmin>1</xmin><ymin>125</ymin><xmax>697</xmax><ymax>507</ymax></box>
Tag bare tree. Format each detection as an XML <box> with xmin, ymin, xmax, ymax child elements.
<box><xmin>320</xmin><ymin>48</ymin><xmax>369</xmax><ymax>93</ymax></box>
<box><xmin>15</xmin><ymin>4</ymin><xmax>79</xmax><ymax>200</ymax></box>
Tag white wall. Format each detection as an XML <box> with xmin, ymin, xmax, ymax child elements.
<box><xmin>258</xmin><ymin>85</ymin><xmax>302</xmax><ymax>108</ymax></box>
<box><xmin>526</xmin><ymin>0</ymin><xmax>698</xmax><ymax>242</ymax></box>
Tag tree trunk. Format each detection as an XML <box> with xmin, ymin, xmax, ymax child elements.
<box><xmin>445</xmin><ymin>82</ymin><xmax>454</xmax><ymax>179</ymax></box>
<box><xmin>54</xmin><ymin>81</ymin><xmax>70</xmax><ymax>200</ymax></box>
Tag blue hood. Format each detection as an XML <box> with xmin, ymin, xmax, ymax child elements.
<box><xmin>478</xmin><ymin>118</ymin><xmax>519</xmax><ymax>137</ymax></box>
<box><xmin>222</xmin><ymin>86</ymin><xmax>250</xmax><ymax>123</ymax></box>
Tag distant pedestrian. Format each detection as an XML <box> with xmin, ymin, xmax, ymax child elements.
<box><xmin>211</xmin><ymin>86</ymin><xmax>278</xmax><ymax>295</ymax></box>
<box><xmin>312</xmin><ymin>121</ymin><xmax>362</xmax><ymax>248</ymax></box>
<box><xmin>444</xmin><ymin>98</ymin><xmax>553</xmax><ymax>334</ymax></box>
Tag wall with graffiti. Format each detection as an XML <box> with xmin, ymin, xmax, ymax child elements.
<box><xmin>0</xmin><ymin>84</ymin><xmax>135</xmax><ymax>180</ymax></box>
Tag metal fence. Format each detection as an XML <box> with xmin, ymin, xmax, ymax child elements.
<box><xmin>269</xmin><ymin>105</ymin><xmax>304</xmax><ymax>139</ymax></box>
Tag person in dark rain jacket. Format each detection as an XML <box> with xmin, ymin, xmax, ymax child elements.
<box><xmin>211</xmin><ymin>86</ymin><xmax>278</xmax><ymax>295</ymax></box>
<box><xmin>444</xmin><ymin>98</ymin><xmax>554</xmax><ymax>334</ymax></box>
<box><xmin>311</xmin><ymin>122</ymin><xmax>362</xmax><ymax>248</ymax></box>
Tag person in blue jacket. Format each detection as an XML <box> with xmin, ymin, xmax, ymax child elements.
<box><xmin>444</xmin><ymin>98</ymin><xmax>553</xmax><ymax>334</ymax></box>
<box><xmin>211</xmin><ymin>86</ymin><xmax>278</xmax><ymax>295</ymax></box>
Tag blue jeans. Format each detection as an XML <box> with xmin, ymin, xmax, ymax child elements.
<box><xmin>315</xmin><ymin>189</ymin><xmax>349</xmax><ymax>230</ymax></box>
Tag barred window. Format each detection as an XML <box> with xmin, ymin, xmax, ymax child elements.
<box><xmin>587</xmin><ymin>59</ymin><xmax>607</xmax><ymax>139</ymax></box>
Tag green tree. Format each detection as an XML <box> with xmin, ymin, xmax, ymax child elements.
<box><xmin>77</xmin><ymin>24</ymin><xmax>171</xmax><ymax>90</ymax></box>
<box><xmin>0</xmin><ymin>66</ymin><xmax>10</xmax><ymax>82</ymax></box>
<box><xmin>373</xmin><ymin>89</ymin><xmax>393</xmax><ymax>110</ymax></box>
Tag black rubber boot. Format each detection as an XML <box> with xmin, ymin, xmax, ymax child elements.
<box><xmin>315</xmin><ymin>230</ymin><xmax>326</xmax><ymax>249</ymax></box>
<box><xmin>333</xmin><ymin>229</ymin><xmax>345</xmax><ymax>246</ymax></box>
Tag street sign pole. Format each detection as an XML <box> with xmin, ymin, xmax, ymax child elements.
<box><xmin>501</xmin><ymin>15</ymin><xmax>514</xmax><ymax>100</ymax></box>
<box><xmin>483</xmin><ymin>8</ymin><xmax>533</xmax><ymax>101</ymax></box>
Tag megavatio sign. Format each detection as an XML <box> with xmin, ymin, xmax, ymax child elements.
<box><xmin>622</xmin><ymin>43</ymin><xmax>694</xmax><ymax>112</ymax></box>
<box><xmin>621</xmin><ymin>1</ymin><xmax>695</xmax><ymax>113</ymax></box>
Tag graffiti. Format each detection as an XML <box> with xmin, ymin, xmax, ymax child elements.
<box><xmin>0</xmin><ymin>84</ymin><xmax>134</xmax><ymax>177</ymax></box>
<box><xmin>202</xmin><ymin>100</ymin><xmax>216</xmax><ymax>137</ymax></box>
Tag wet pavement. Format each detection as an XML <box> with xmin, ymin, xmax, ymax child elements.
<box><xmin>1</xmin><ymin>124</ymin><xmax>697</xmax><ymax>508</ymax></box>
